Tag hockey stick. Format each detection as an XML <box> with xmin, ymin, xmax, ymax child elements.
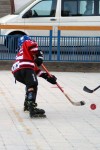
<box><xmin>41</xmin><ymin>64</ymin><xmax>85</xmax><ymax>106</ymax></box>
<box><xmin>83</xmin><ymin>85</ymin><xmax>100</xmax><ymax>93</ymax></box>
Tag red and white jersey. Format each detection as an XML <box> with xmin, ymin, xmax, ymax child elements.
<box><xmin>11</xmin><ymin>40</ymin><xmax>43</xmax><ymax>76</ymax></box>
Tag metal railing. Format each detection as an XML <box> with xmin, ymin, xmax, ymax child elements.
<box><xmin>0</xmin><ymin>34</ymin><xmax>100</xmax><ymax>62</ymax></box>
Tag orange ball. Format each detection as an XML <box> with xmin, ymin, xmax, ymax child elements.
<box><xmin>90</xmin><ymin>104</ymin><xmax>96</xmax><ymax>110</ymax></box>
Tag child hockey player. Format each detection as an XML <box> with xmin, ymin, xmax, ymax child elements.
<box><xmin>11</xmin><ymin>35</ymin><xmax>57</xmax><ymax>118</ymax></box>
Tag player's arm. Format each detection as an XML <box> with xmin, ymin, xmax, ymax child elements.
<box><xmin>34</xmin><ymin>50</ymin><xmax>44</xmax><ymax>66</ymax></box>
<box><xmin>27</xmin><ymin>40</ymin><xmax>44</xmax><ymax>66</ymax></box>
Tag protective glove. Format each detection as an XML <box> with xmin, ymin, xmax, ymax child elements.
<box><xmin>40</xmin><ymin>73</ymin><xmax>57</xmax><ymax>84</ymax></box>
<box><xmin>35</xmin><ymin>58</ymin><xmax>43</xmax><ymax>66</ymax></box>
<box><xmin>47</xmin><ymin>75</ymin><xmax>57</xmax><ymax>84</ymax></box>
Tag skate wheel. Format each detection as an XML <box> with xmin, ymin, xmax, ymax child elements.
<box><xmin>30</xmin><ymin>114</ymin><xmax>46</xmax><ymax>118</ymax></box>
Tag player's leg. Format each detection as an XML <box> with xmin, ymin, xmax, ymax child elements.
<box><xmin>24</xmin><ymin>69</ymin><xmax>46</xmax><ymax>117</ymax></box>
<box><xmin>27</xmin><ymin>87</ymin><xmax>45</xmax><ymax>117</ymax></box>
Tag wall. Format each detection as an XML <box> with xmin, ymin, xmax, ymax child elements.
<box><xmin>0</xmin><ymin>0</ymin><xmax>11</xmax><ymax>17</ymax></box>
<box><xmin>0</xmin><ymin>0</ymin><xmax>34</xmax><ymax>18</ymax></box>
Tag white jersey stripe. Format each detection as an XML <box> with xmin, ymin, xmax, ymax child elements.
<box><xmin>19</xmin><ymin>62</ymin><xmax>35</xmax><ymax>67</ymax></box>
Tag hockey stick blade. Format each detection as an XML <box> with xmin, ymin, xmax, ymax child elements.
<box><xmin>64</xmin><ymin>91</ymin><xmax>85</xmax><ymax>106</ymax></box>
<box><xmin>83</xmin><ymin>85</ymin><xmax>100</xmax><ymax>93</ymax></box>
<box><xmin>83</xmin><ymin>86</ymin><xmax>93</xmax><ymax>93</ymax></box>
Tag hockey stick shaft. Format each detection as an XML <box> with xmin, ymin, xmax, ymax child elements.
<box><xmin>41</xmin><ymin>64</ymin><xmax>85</xmax><ymax>106</ymax></box>
<box><xmin>93</xmin><ymin>85</ymin><xmax>100</xmax><ymax>91</ymax></box>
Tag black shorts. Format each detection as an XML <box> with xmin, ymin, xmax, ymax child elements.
<box><xmin>14</xmin><ymin>68</ymin><xmax>38</xmax><ymax>88</ymax></box>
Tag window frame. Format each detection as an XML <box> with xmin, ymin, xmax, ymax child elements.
<box><xmin>61</xmin><ymin>0</ymin><xmax>100</xmax><ymax>17</ymax></box>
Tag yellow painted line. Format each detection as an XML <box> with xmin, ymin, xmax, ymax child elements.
<box><xmin>6</xmin><ymin>97</ymin><xmax>32</xmax><ymax>135</ymax></box>
<box><xmin>58</xmin><ymin>26</ymin><xmax>100</xmax><ymax>31</ymax></box>
<box><xmin>0</xmin><ymin>24</ymin><xmax>100</xmax><ymax>31</ymax></box>
<box><xmin>0</xmin><ymin>25</ymin><xmax>52</xmax><ymax>30</ymax></box>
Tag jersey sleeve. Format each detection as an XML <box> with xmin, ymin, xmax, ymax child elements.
<box><xmin>24</xmin><ymin>40</ymin><xmax>39</xmax><ymax>56</ymax></box>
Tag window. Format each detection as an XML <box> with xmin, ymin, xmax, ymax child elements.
<box><xmin>29</xmin><ymin>0</ymin><xmax>57</xmax><ymax>17</ymax></box>
<box><xmin>99</xmin><ymin>0</ymin><xmax>100</xmax><ymax>14</ymax></box>
<box><xmin>61</xmin><ymin>0</ymin><xmax>100</xmax><ymax>17</ymax></box>
<box><xmin>81</xmin><ymin>1</ymin><xmax>94</xmax><ymax>15</ymax></box>
<box><xmin>61</xmin><ymin>1</ymin><xmax>77</xmax><ymax>16</ymax></box>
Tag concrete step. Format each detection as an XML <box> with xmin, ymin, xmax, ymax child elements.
<box><xmin>0</xmin><ymin>60</ymin><xmax>100</xmax><ymax>72</ymax></box>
